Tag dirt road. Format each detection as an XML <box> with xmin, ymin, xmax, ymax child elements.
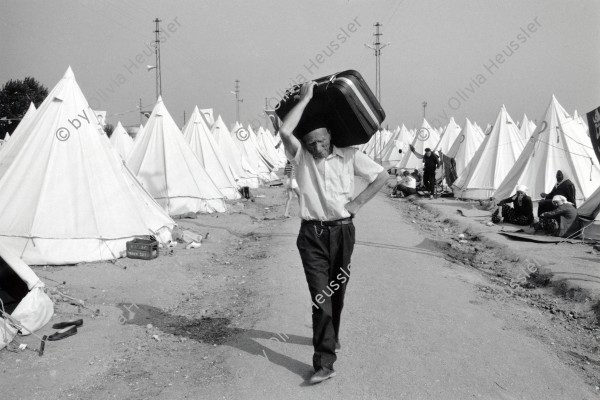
<box><xmin>2</xmin><ymin>183</ymin><xmax>597</xmax><ymax>399</ymax></box>
<box><xmin>201</xmin><ymin>187</ymin><xmax>596</xmax><ymax>400</ymax></box>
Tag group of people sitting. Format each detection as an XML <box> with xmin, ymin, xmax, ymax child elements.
<box><xmin>391</xmin><ymin>169</ymin><xmax>421</xmax><ymax>198</ymax></box>
<box><xmin>390</xmin><ymin>146</ymin><xmax>441</xmax><ymax>199</ymax></box>
<box><xmin>389</xmin><ymin>164</ymin><xmax>581</xmax><ymax>238</ymax></box>
<box><xmin>491</xmin><ymin>170</ymin><xmax>580</xmax><ymax>238</ymax></box>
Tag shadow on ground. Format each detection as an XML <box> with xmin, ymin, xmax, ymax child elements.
<box><xmin>118</xmin><ymin>303</ymin><xmax>313</xmax><ymax>380</ymax></box>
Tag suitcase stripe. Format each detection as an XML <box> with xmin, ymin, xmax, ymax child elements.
<box><xmin>334</xmin><ymin>77</ymin><xmax>381</xmax><ymax>127</ymax></box>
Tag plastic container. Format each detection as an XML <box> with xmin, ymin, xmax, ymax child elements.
<box><xmin>126</xmin><ymin>236</ymin><xmax>159</xmax><ymax>260</ymax></box>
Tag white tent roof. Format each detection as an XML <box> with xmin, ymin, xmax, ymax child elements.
<box><xmin>434</xmin><ymin>117</ymin><xmax>461</xmax><ymax>154</ymax></box>
<box><xmin>134</xmin><ymin>123</ymin><xmax>146</xmax><ymax>142</ymax></box>
<box><xmin>381</xmin><ymin>124</ymin><xmax>413</xmax><ymax>169</ymax></box>
<box><xmin>398</xmin><ymin>119</ymin><xmax>441</xmax><ymax>169</ymax></box>
<box><xmin>495</xmin><ymin>96</ymin><xmax>600</xmax><ymax>202</ymax></box>
<box><xmin>109</xmin><ymin>121</ymin><xmax>134</xmax><ymax>160</ymax></box>
<box><xmin>446</xmin><ymin>118</ymin><xmax>485</xmax><ymax>177</ymax></box>
<box><xmin>0</xmin><ymin>67</ymin><xmax>174</xmax><ymax>265</ymax></box>
<box><xmin>519</xmin><ymin>114</ymin><xmax>535</xmax><ymax>141</ymax></box>
<box><xmin>364</xmin><ymin>129</ymin><xmax>393</xmax><ymax>159</ymax></box>
<box><xmin>256</xmin><ymin>126</ymin><xmax>285</xmax><ymax>167</ymax></box>
<box><xmin>0</xmin><ymin>103</ymin><xmax>36</xmax><ymax>153</ymax></box>
<box><xmin>248</xmin><ymin>125</ymin><xmax>281</xmax><ymax>170</ymax></box>
<box><xmin>182</xmin><ymin>106</ymin><xmax>240</xmax><ymax>200</ymax></box>
<box><xmin>230</xmin><ymin>122</ymin><xmax>277</xmax><ymax>181</ymax></box>
<box><xmin>452</xmin><ymin>106</ymin><xmax>525</xmax><ymax>199</ymax></box>
<box><xmin>200</xmin><ymin>108</ymin><xmax>214</xmax><ymax>126</ymax></box>
<box><xmin>211</xmin><ymin>115</ymin><xmax>261</xmax><ymax>188</ymax></box>
<box><xmin>13</xmin><ymin>102</ymin><xmax>36</xmax><ymax>138</ymax></box>
<box><xmin>127</xmin><ymin>97</ymin><xmax>227</xmax><ymax>215</ymax></box>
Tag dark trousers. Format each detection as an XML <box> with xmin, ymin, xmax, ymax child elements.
<box><xmin>501</xmin><ymin>204</ymin><xmax>533</xmax><ymax>226</ymax></box>
<box><xmin>393</xmin><ymin>184</ymin><xmax>417</xmax><ymax>197</ymax></box>
<box><xmin>423</xmin><ymin>169</ymin><xmax>436</xmax><ymax>195</ymax></box>
<box><xmin>296</xmin><ymin>221</ymin><xmax>355</xmax><ymax>371</ymax></box>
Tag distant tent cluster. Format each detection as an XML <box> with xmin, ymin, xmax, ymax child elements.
<box><xmin>361</xmin><ymin>96</ymin><xmax>600</xmax><ymax>231</ymax></box>
<box><xmin>0</xmin><ymin>67</ymin><xmax>286</xmax><ymax>266</ymax></box>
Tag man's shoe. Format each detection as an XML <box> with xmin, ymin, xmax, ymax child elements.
<box><xmin>335</xmin><ymin>341</ymin><xmax>341</xmax><ymax>353</ymax></box>
<box><xmin>47</xmin><ymin>325</ymin><xmax>78</xmax><ymax>341</ymax></box>
<box><xmin>309</xmin><ymin>367</ymin><xmax>336</xmax><ymax>384</ymax></box>
<box><xmin>52</xmin><ymin>319</ymin><xmax>83</xmax><ymax>329</ymax></box>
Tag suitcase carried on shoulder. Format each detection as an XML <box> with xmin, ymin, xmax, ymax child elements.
<box><xmin>275</xmin><ymin>70</ymin><xmax>386</xmax><ymax>147</ymax></box>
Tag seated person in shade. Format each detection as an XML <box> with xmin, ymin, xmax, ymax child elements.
<box><xmin>537</xmin><ymin>170</ymin><xmax>577</xmax><ymax>216</ymax></box>
<box><xmin>492</xmin><ymin>185</ymin><xmax>533</xmax><ymax>225</ymax></box>
<box><xmin>392</xmin><ymin>170</ymin><xmax>417</xmax><ymax>197</ymax></box>
<box><xmin>537</xmin><ymin>195</ymin><xmax>579</xmax><ymax>237</ymax></box>
<box><xmin>411</xmin><ymin>168</ymin><xmax>422</xmax><ymax>188</ymax></box>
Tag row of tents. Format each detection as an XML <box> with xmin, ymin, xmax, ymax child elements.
<box><xmin>0</xmin><ymin>67</ymin><xmax>286</xmax><ymax>266</ymax></box>
<box><xmin>362</xmin><ymin>96</ymin><xmax>598</xmax><ymax>204</ymax></box>
<box><xmin>0</xmin><ymin>67</ymin><xmax>290</xmax><ymax>349</ymax></box>
<box><xmin>361</xmin><ymin>96</ymin><xmax>600</xmax><ymax>237</ymax></box>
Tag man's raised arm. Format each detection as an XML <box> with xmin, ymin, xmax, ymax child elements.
<box><xmin>279</xmin><ymin>82</ymin><xmax>316</xmax><ymax>158</ymax></box>
<box><xmin>408</xmin><ymin>144</ymin><xmax>424</xmax><ymax>159</ymax></box>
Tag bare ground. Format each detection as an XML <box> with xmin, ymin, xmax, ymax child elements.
<box><xmin>389</xmin><ymin>192</ymin><xmax>600</xmax><ymax>390</ymax></box>
<box><xmin>1</xmin><ymin>181</ymin><xmax>600</xmax><ymax>398</ymax></box>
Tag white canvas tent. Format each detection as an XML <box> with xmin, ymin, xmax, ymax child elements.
<box><xmin>495</xmin><ymin>96</ymin><xmax>600</xmax><ymax>202</ymax></box>
<box><xmin>109</xmin><ymin>121</ymin><xmax>134</xmax><ymax>160</ymax></box>
<box><xmin>182</xmin><ymin>106</ymin><xmax>241</xmax><ymax>200</ymax></box>
<box><xmin>230</xmin><ymin>122</ymin><xmax>277</xmax><ymax>181</ymax></box>
<box><xmin>0</xmin><ymin>103</ymin><xmax>36</xmax><ymax>152</ymax></box>
<box><xmin>134</xmin><ymin>124</ymin><xmax>145</xmax><ymax>142</ymax></box>
<box><xmin>0</xmin><ymin>67</ymin><xmax>175</xmax><ymax>265</ymax></box>
<box><xmin>452</xmin><ymin>106</ymin><xmax>524</xmax><ymax>199</ymax></box>
<box><xmin>398</xmin><ymin>119</ymin><xmax>441</xmax><ymax>169</ymax></box>
<box><xmin>381</xmin><ymin>125</ymin><xmax>413</xmax><ymax>169</ymax></box>
<box><xmin>255</xmin><ymin>126</ymin><xmax>285</xmax><ymax>168</ymax></box>
<box><xmin>211</xmin><ymin>115</ymin><xmax>261</xmax><ymax>188</ymax></box>
<box><xmin>200</xmin><ymin>108</ymin><xmax>215</xmax><ymax>126</ymax></box>
<box><xmin>445</xmin><ymin>118</ymin><xmax>485</xmax><ymax>177</ymax></box>
<box><xmin>576</xmin><ymin>184</ymin><xmax>600</xmax><ymax>240</ymax></box>
<box><xmin>519</xmin><ymin>114</ymin><xmax>536</xmax><ymax>141</ymax></box>
<box><xmin>0</xmin><ymin>240</ymin><xmax>53</xmax><ymax>350</ymax></box>
<box><xmin>249</xmin><ymin>125</ymin><xmax>281</xmax><ymax>170</ymax></box>
<box><xmin>260</xmin><ymin>127</ymin><xmax>287</xmax><ymax>165</ymax></box>
<box><xmin>128</xmin><ymin>97</ymin><xmax>227</xmax><ymax>215</ymax></box>
<box><xmin>434</xmin><ymin>117</ymin><xmax>461</xmax><ymax>154</ymax></box>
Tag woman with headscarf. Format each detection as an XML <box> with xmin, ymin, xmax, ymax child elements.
<box><xmin>538</xmin><ymin>195</ymin><xmax>579</xmax><ymax>237</ymax></box>
<box><xmin>537</xmin><ymin>170</ymin><xmax>577</xmax><ymax>216</ymax></box>
<box><xmin>492</xmin><ymin>185</ymin><xmax>534</xmax><ymax>225</ymax></box>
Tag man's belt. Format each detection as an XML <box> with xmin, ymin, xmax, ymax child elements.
<box><xmin>301</xmin><ymin>217</ymin><xmax>353</xmax><ymax>226</ymax></box>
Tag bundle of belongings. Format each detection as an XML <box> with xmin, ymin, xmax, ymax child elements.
<box><xmin>0</xmin><ymin>241</ymin><xmax>53</xmax><ymax>351</ymax></box>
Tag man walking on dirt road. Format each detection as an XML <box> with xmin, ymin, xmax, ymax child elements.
<box><xmin>279</xmin><ymin>81</ymin><xmax>388</xmax><ymax>384</ymax></box>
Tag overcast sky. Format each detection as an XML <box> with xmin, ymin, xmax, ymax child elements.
<box><xmin>2</xmin><ymin>0</ymin><xmax>599</xmax><ymax>131</ymax></box>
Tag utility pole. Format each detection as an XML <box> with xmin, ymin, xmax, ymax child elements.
<box><xmin>365</xmin><ymin>22</ymin><xmax>390</xmax><ymax>164</ymax></box>
<box><xmin>422</xmin><ymin>101</ymin><xmax>427</xmax><ymax>119</ymax></box>
<box><xmin>264</xmin><ymin>97</ymin><xmax>269</xmax><ymax>127</ymax></box>
<box><xmin>231</xmin><ymin>80</ymin><xmax>243</xmax><ymax>122</ymax></box>
<box><xmin>365</xmin><ymin>22</ymin><xmax>389</xmax><ymax>104</ymax></box>
<box><xmin>153</xmin><ymin>18</ymin><xmax>162</xmax><ymax>100</ymax></box>
<box><xmin>183</xmin><ymin>110</ymin><xmax>186</xmax><ymax>126</ymax></box>
<box><xmin>139</xmin><ymin>98</ymin><xmax>143</xmax><ymax>125</ymax></box>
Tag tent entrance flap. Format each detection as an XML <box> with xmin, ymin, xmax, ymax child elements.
<box><xmin>0</xmin><ymin>257</ymin><xmax>29</xmax><ymax>314</ymax></box>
